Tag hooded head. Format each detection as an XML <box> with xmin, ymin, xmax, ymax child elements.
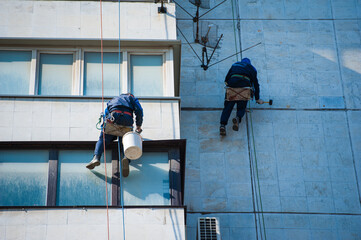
<box><xmin>121</xmin><ymin>93</ymin><xmax>134</xmax><ymax>97</ymax></box>
<box><xmin>241</xmin><ymin>58</ymin><xmax>251</xmax><ymax>65</ymax></box>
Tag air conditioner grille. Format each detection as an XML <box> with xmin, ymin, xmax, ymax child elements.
<box><xmin>198</xmin><ymin>217</ymin><xmax>220</xmax><ymax>240</ymax></box>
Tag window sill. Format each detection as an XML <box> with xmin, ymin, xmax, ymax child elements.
<box><xmin>0</xmin><ymin>205</ymin><xmax>187</xmax><ymax>210</ymax></box>
<box><xmin>0</xmin><ymin>95</ymin><xmax>181</xmax><ymax>101</ymax></box>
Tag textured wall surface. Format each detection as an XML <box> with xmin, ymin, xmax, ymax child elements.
<box><xmin>0</xmin><ymin>208</ymin><xmax>185</xmax><ymax>240</ymax></box>
<box><xmin>0</xmin><ymin>1</ymin><xmax>176</xmax><ymax>40</ymax></box>
<box><xmin>178</xmin><ymin>0</ymin><xmax>361</xmax><ymax>239</ymax></box>
<box><xmin>0</xmin><ymin>98</ymin><xmax>180</xmax><ymax>141</ymax></box>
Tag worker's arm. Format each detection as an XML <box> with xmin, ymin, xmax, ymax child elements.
<box><xmin>253</xmin><ymin>80</ymin><xmax>260</xmax><ymax>100</ymax></box>
<box><xmin>224</xmin><ymin>67</ymin><xmax>232</xmax><ymax>86</ymax></box>
<box><xmin>132</xmin><ymin>97</ymin><xmax>143</xmax><ymax>130</ymax></box>
<box><xmin>254</xmin><ymin>80</ymin><xmax>265</xmax><ymax>104</ymax></box>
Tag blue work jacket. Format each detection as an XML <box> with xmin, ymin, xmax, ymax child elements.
<box><xmin>105</xmin><ymin>94</ymin><xmax>143</xmax><ymax>126</ymax></box>
<box><xmin>225</xmin><ymin>61</ymin><xmax>260</xmax><ymax>100</ymax></box>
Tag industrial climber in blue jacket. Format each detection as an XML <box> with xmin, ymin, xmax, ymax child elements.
<box><xmin>220</xmin><ymin>58</ymin><xmax>263</xmax><ymax>136</ymax></box>
<box><xmin>86</xmin><ymin>93</ymin><xmax>143</xmax><ymax>176</ymax></box>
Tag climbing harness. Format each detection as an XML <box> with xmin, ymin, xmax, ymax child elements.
<box><xmin>96</xmin><ymin>112</ymin><xmax>104</xmax><ymax>130</ymax></box>
<box><xmin>98</xmin><ymin>111</ymin><xmax>133</xmax><ymax>137</ymax></box>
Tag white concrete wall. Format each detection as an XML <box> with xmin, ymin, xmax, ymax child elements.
<box><xmin>0</xmin><ymin>1</ymin><xmax>176</xmax><ymax>40</ymax></box>
<box><xmin>0</xmin><ymin>208</ymin><xmax>185</xmax><ymax>240</ymax></box>
<box><xmin>0</xmin><ymin>98</ymin><xmax>180</xmax><ymax>141</ymax></box>
<box><xmin>178</xmin><ymin>0</ymin><xmax>361</xmax><ymax>239</ymax></box>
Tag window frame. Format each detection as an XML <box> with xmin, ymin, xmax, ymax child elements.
<box><xmin>128</xmin><ymin>50</ymin><xmax>167</xmax><ymax>97</ymax></box>
<box><xmin>0</xmin><ymin>46</ymin><xmax>174</xmax><ymax>97</ymax></box>
<box><xmin>0</xmin><ymin>139</ymin><xmax>186</xmax><ymax>207</ymax></box>
<box><xmin>35</xmin><ymin>50</ymin><xmax>80</xmax><ymax>96</ymax></box>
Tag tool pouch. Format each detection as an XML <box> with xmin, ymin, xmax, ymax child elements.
<box><xmin>225</xmin><ymin>87</ymin><xmax>253</xmax><ymax>101</ymax></box>
<box><xmin>103</xmin><ymin>112</ymin><xmax>132</xmax><ymax>137</ymax></box>
<box><xmin>104</xmin><ymin>122</ymin><xmax>132</xmax><ymax>137</ymax></box>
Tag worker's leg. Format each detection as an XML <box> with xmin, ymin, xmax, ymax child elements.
<box><xmin>87</xmin><ymin>131</ymin><xmax>116</xmax><ymax>169</ymax></box>
<box><xmin>232</xmin><ymin>101</ymin><xmax>248</xmax><ymax>131</ymax></box>
<box><xmin>220</xmin><ymin>100</ymin><xmax>236</xmax><ymax>125</ymax></box>
<box><xmin>236</xmin><ymin>100</ymin><xmax>248</xmax><ymax>121</ymax></box>
<box><xmin>113</xmin><ymin>114</ymin><xmax>134</xmax><ymax>177</ymax></box>
<box><xmin>94</xmin><ymin>131</ymin><xmax>117</xmax><ymax>158</ymax></box>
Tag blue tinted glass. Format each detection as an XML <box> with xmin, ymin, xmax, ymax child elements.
<box><xmin>123</xmin><ymin>152</ymin><xmax>170</xmax><ymax>205</ymax></box>
<box><xmin>57</xmin><ymin>150</ymin><xmax>111</xmax><ymax>206</ymax></box>
<box><xmin>84</xmin><ymin>52</ymin><xmax>122</xmax><ymax>96</ymax></box>
<box><xmin>38</xmin><ymin>53</ymin><xmax>73</xmax><ymax>95</ymax></box>
<box><xmin>0</xmin><ymin>150</ymin><xmax>49</xmax><ymax>206</ymax></box>
<box><xmin>0</xmin><ymin>50</ymin><xmax>32</xmax><ymax>95</ymax></box>
<box><xmin>130</xmin><ymin>55</ymin><xmax>163</xmax><ymax>96</ymax></box>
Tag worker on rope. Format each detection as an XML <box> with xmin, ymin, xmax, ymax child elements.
<box><xmin>86</xmin><ymin>93</ymin><xmax>143</xmax><ymax>177</ymax></box>
<box><xmin>220</xmin><ymin>58</ymin><xmax>263</xmax><ymax>136</ymax></box>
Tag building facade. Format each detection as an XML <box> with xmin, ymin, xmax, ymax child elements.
<box><xmin>1</xmin><ymin>0</ymin><xmax>361</xmax><ymax>240</ymax></box>
<box><xmin>178</xmin><ymin>0</ymin><xmax>361</xmax><ymax>239</ymax></box>
<box><xmin>0</xmin><ymin>1</ymin><xmax>186</xmax><ymax>239</ymax></box>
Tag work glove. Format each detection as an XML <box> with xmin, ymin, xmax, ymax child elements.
<box><xmin>136</xmin><ymin>126</ymin><xmax>143</xmax><ymax>134</ymax></box>
<box><xmin>256</xmin><ymin>99</ymin><xmax>264</xmax><ymax>104</ymax></box>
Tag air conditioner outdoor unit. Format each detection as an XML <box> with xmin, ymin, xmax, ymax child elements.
<box><xmin>197</xmin><ymin>217</ymin><xmax>221</xmax><ymax>240</ymax></box>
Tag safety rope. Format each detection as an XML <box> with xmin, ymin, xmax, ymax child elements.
<box><xmin>118</xmin><ymin>138</ymin><xmax>126</xmax><ymax>240</ymax></box>
<box><xmin>247</xmin><ymin>101</ymin><xmax>267</xmax><ymax>240</ymax></box>
<box><xmin>230</xmin><ymin>1</ymin><xmax>267</xmax><ymax>239</ymax></box>
<box><xmin>118</xmin><ymin>0</ymin><xmax>126</xmax><ymax>239</ymax></box>
<box><xmin>99</xmin><ymin>1</ymin><xmax>111</xmax><ymax>240</ymax></box>
<box><xmin>231</xmin><ymin>0</ymin><xmax>239</xmax><ymax>62</ymax></box>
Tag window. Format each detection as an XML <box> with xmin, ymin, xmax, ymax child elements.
<box><xmin>84</xmin><ymin>52</ymin><xmax>122</xmax><ymax>96</ymax></box>
<box><xmin>0</xmin><ymin>150</ymin><xmax>49</xmax><ymax>206</ymax></box>
<box><xmin>57</xmin><ymin>150</ymin><xmax>112</xmax><ymax>206</ymax></box>
<box><xmin>38</xmin><ymin>53</ymin><xmax>74</xmax><ymax>96</ymax></box>
<box><xmin>130</xmin><ymin>55</ymin><xmax>163</xmax><ymax>96</ymax></box>
<box><xmin>124</xmin><ymin>152</ymin><xmax>170</xmax><ymax>205</ymax></box>
<box><xmin>0</xmin><ymin>140</ymin><xmax>185</xmax><ymax>207</ymax></box>
<box><xmin>0</xmin><ymin>47</ymin><xmax>173</xmax><ymax>97</ymax></box>
<box><xmin>0</xmin><ymin>50</ymin><xmax>32</xmax><ymax>95</ymax></box>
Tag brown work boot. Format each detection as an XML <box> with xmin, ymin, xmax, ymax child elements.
<box><xmin>232</xmin><ymin>117</ymin><xmax>240</xmax><ymax>131</ymax></box>
<box><xmin>86</xmin><ymin>155</ymin><xmax>101</xmax><ymax>169</ymax></box>
<box><xmin>121</xmin><ymin>157</ymin><xmax>130</xmax><ymax>177</ymax></box>
<box><xmin>220</xmin><ymin>124</ymin><xmax>226</xmax><ymax>136</ymax></box>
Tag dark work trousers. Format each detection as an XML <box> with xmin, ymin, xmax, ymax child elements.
<box><xmin>220</xmin><ymin>100</ymin><xmax>248</xmax><ymax>125</ymax></box>
<box><xmin>94</xmin><ymin>113</ymin><xmax>133</xmax><ymax>157</ymax></box>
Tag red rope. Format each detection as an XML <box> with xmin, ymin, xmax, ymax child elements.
<box><xmin>100</xmin><ymin>1</ymin><xmax>110</xmax><ymax>239</ymax></box>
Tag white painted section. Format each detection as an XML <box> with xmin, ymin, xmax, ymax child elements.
<box><xmin>0</xmin><ymin>208</ymin><xmax>186</xmax><ymax>240</ymax></box>
<box><xmin>0</xmin><ymin>1</ymin><xmax>177</xmax><ymax>40</ymax></box>
<box><xmin>0</xmin><ymin>98</ymin><xmax>180</xmax><ymax>141</ymax></box>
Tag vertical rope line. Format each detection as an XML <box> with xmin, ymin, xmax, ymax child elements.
<box><xmin>248</xmin><ymin>101</ymin><xmax>267</xmax><ymax>240</ymax></box>
<box><xmin>100</xmin><ymin>1</ymin><xmax>110</xmax><ymax>240</ymax></box>
<box><xmin>231</xmin><ymin>0</ymin><xmax>239</xmax><ymax>61</ymax></box>
<box><xmin>118</xmin><ymin>138</ymin><xmax>126</xmax><ymax>240</ymax></box>
<box><xmin>118</xmin><ymin>0</ymin><xmax>121</xmax><ymax>94</ymax></box>
<box><xmin>245</xmin><ymin>112</ymin><xmax>259</xmax><ymax>240</ymax></box>
<box><xmin>118</xmin><ymin>1</ymin><xmax>126</xmax><ymax>239</ymax></box>
<box><xmin>231</xmin><ymin>0</ymin><xmax>262</xmax><ymax>237</ymax></box>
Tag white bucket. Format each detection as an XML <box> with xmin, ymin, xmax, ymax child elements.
<box><xmin>122</xmin><ymin>132</ymin><xmax>143</xmax><ymax>160</ymax></box>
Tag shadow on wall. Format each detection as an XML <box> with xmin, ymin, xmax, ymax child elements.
<box><xmin>169</xmin><ymin>208</ymin><xmax>183</xmax><ymax>240</ymax></box>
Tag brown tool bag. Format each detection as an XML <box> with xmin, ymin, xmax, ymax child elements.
<box><xmin>103</xmin><ymin>112</ymin><xmax>132</xmax><ymax>137</ymax></box>
<box><xmin>104</xmin><ymin>122</ymin><xmax>132</xmax><ymax>137</ymax></box>
<box><xmin>225</xmin><ymin>87</ymin><xmax>253</xmax><ymax>101</ymax></box>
